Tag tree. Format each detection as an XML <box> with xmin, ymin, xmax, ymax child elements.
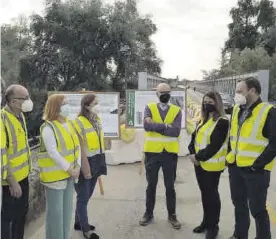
<box><xmin>19</xmin><ymin>0</ymin><xmax>161</xmax><ymax>94</ymax></box>
<box><xmin>1</xmin><ymin>16</ymin><xmax>31</xmax><ymax>92</ymax></box>
<box><xmin>20</xmin><ymin>0</ymin><xmax>113</xmax><ymax>92</ymax></box>
<box><xmin>201</xmin><ymin>69</ymin><xmax>223</xmax><ymax>81</ymax></box>
<box><xmin>260</xmin><ymin>26</ymin><xmax>276</xmax><ymax>55</ymax></box>
<box><xmin>224</xmin><ymin>0</ymin><xmax>275</xmax><ymax>54</ymax></box>
<box><xmin>224</xmin><ymin>0</ymin><xmax>259</xmax><ymax>52</ymax></box>
<box><xmin>221</xmin><ymin>47</ymin><xmax>276</xmax><ymax>99</ymax></box>
<box><xmin>201</xmin><ymin>0</ymin><xmax>276</xmax><ymax>100</ymax></box>
<box><xmin>2</xmin><ymin>0</ymin><xmax>162</xmax><ymax>134</ymax></box>
<box><xmin>107</xmin><ymin>0</ymin><xmax>162</xmax><ymax>93</ymax></box>
<box><xmin>257</xmin><ymin>0</ymin><xmax>276</xmax><ymax>33</ymax></box>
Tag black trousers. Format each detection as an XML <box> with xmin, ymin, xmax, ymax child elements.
<box><xmin>194</xmin><ymin>165</ymin><xmax>222</xmax><ymax>230</ymax></box>
<box><xmin>229</xmin><ymin>165</ymin><xmax>271</xmax><ymax>239</ymax></box>
<box><xmin>145</xmin><ymin>151</ymin><xmax>178</xmax><ymax>216</ymax></box>
<box><xmin>1</xmin><ymin>177</ymin><xmax>29</xmax><ymax>239</ymax></box>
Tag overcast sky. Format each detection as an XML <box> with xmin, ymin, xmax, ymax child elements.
<box><xmin>1</xmin><ymin>0</ymin><xmax>247</xmax><ymax>80</ymax></box>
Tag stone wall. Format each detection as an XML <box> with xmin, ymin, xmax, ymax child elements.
<box><xmin>26</xmin><ymin>147</ymin><xmax>46</xmax><ymax>224</ymax></box>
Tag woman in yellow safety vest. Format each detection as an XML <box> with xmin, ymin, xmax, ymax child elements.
<box><xmin>188</xmin><ymin>91</ymin><xmax>229</xmax><ymax>239</ymax></box>
<box><xmin>73</xmin><ymin>93</ymin><xmax>107</xmax><ymax>239</ymax></box>
<box><xmin>38</xmin><ymin>94</ymin><xmax>81</xmax><ymax>239</ymax></box>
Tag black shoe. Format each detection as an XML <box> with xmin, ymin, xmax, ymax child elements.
<box><xmin>83</xmin><ymin>231</ymin><xmax>99</xmax><ymax>239</ymax></box>
<box><xmin>168</xmin><ymin>214</ymin><xmax>181</xmax><ymax>230</ymax></box>
<box><xmin>74</xmin><ymin>223</ymin><xmax>95</xmax><ymax>231</ymax></box>
<box><xmin>139</xmin><ymin>213</ymin><xmax>153</xmax><ymax>226</ymax></box>
<box><xmin>193</xmin><ymin>223</ymin><xmax>206</xmax><ymax>233</ymax></box>
<box><xmin>205</xmin><ymin>227</ymin><xmax>219</xmax><ymax>239</ymax></box>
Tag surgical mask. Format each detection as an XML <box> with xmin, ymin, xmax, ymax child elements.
<box><xmin>90</xmin><ymin>105</ymin><xmax>100</xmax><ymax>114</ymax></box>
<box><xmin>204</xmin><ymin>103</ymin><xmax>216</xmax><ymax>113</ymax></box>
<box><xmin>159</xmin><ymin>93</ymin><xmax>171</xmax><ymax>104</ymax></box>
<box><xmin>60</xmin><ymin>104</ymin><xmax>70</xmax><ymax>117</ymax></box>
<box><xmin>234</xmin><ymin>93</ymin><xmax>247</xmax><ymax>106</ymax></box>
<box><xmin>21</xmin><ymin>99</ymin><xmax>34</xmax><ymax>112</ymax></box>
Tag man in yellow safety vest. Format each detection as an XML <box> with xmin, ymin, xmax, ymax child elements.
<box><xmin>139</xmin><ymin>83</ymin><xmax>182</xmax><ymax>229</ymax></box>
<box><xmin>1</xmin><ymin>84</ymin><xmax>33</xmax><ymax>239</ymax></box>
<box><xmin>1</xmin><ymin>103</ymin><xmax>8</xmax><ymax>208</ymax></box>
<box><xmin>227</xmin><ymin>77</ymin><xmax>276</xmax><ymax>239</ymax></box>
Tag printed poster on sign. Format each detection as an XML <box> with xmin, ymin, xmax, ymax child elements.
<box><xmin>48</xmin><ymin>91</ymin><xmax>120</xmax><ymax>138</ymax></box>
<box><xmin>126</xmin><ymin>90</ymin><xmax>186</xmax><ymax>128</ymax></box>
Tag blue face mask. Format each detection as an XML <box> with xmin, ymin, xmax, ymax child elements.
<box><xmin>60</xmin><ymin>104</ymin><xmax>70</xmax><ymax>117</ymax></box>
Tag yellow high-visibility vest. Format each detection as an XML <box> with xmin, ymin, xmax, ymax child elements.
<box><xmin>195</xmin><ymin>117</ymin><xmax>228</xmax><ymax>171</ymax></box>
<box><xmin>1</xmin><ymin>117</ymin><xmax>8</xmax><ymax>181</ymax></box>
<box><xmin>73</xmin><ymin>116</ymin><xmax>105</xmax><ymax>156</ymax></box>
<box><xmin>1</xmin><ymin>109</ymin><xmax>30</xmax><ymax>185</ymax></box>
<box><xmin>226</xmin><ymin>103</ymin><xmax>275</xmax><ymax>171</ymax></box>
<box><xmin>38</xmin><ymin>120</ymin><xmax>80</xmax><ymax>183</ymax></box>
<box><xmin>144</xmin><ymin>103</ymin><xmax>180</xmax><ymax>154</ymax></box>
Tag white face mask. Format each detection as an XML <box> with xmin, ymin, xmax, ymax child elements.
<box><xmin>234</xmin><ymin>93</ymin><xmax>247</xmax><ymax>106</ymax></box>
<box><xmin>90</xmin><ymin>105</ymin><xmax>100</xmax><ymax>114</ymax></box>
<box><xmin>21</xmin><ymin>99</ymin><xmax>34</xmax><ymax>112</ymax></box>
<box><xmin>60</xmin><ymin>104</ymin><xmax>70</xmax><ymax>117</ymax></box>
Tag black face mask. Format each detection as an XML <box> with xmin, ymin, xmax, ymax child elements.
<box><xmin>159</xmin><ymin>93</ymin><xmax>171</xmax><ymax>103</ymax></box>
<box><xmin>204</xmin><ymin>103</ymin><xmax>216</xmax><ymax>113</ymax></box>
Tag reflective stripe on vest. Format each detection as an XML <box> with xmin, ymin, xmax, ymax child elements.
<box><xmin>145</xmin><ymin>137</ymin><xmax>178</xmax><ymax>142</ymax></box>
<box><xmin>195</xmin><ymin>117</ymin><xmax>227</xmax><ymax>171</ymax></box>
<box><xmin>74</xmin><ymin>116</ymin><xmax>104</xmax><ymax>157</ymax></box>
<box><xmin>1</xmin><ymin>116</ymin><xmax>8</xmax><ymax>180</ymax></box>
<box><xmin>1</xmin><ymin>130</ymin><xmax>8</xmax><ymax>180</ymax></box>
<box><xmin>144</xmin><ymin>103</ymin><xmax>180</xmax><ymax>154</ymax></box>
<box><xmin>38</xmin><ymin>120</ymin><xmax>80</xmax><ymax>183</ymax></box>
<box><xmin>1</xmin><ymin>110</ymin><xmax>30</xmax><ymax>184</ymax></box>
<box><xmin>227</xmin><ymin>103</ymin><xmax>275</xmax><ymax>171</ymax></box>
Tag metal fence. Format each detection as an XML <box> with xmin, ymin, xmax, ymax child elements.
<box><xmin>191</xmin><ymin>70</ymin><xmax>270</xmax><ymax>101</ymax></box>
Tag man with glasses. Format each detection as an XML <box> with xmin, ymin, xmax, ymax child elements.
<box><xmin>139</xmin><ymin>83</ymin><xmax>182</xmax><ymax>229</ymax></box>
<box><xmin>1</xmin><ymin>84</ymin><xmax>33</xmax><ymax>239</ymax></box>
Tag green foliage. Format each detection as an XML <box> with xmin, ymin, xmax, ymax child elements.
<box><xmin>224</xmin><ymin>0</ymin><xmax>276</xmax><ymax>53</ymax></box>
<box><xmin>202</xmin><ymin>0</ymin><xmax>276</xmax><ymax>100</ymax></box>
<box><xmin>19</xmin><ymin>0</ymin><xmax>161</xmax><ymax>93</ymax></box>
<box><xmin>1</xmin><ymin>17</ymin><xmax>31</xmax><ymax>94</ymax></box>
<box><xmin>201</xmin><ymin>69</ymin><xmax>223</xmax><ymax>81</ymax></box>
<box><xmin>1</xmin><ymin>0</ymin><xmax>162</xmax><ymax>136</ymax></box>
<box><xmin>222</xmin><ymin>47</ymin><xmax>276</xmax><ymax>99</ymax></box>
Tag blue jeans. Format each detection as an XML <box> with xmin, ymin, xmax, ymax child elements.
<box><xmin>45</xmin><ymin>179</ymin><xmax>74</xmax><ymax>239</ymax></box>
<box><xmin>75</xmin><ymin>154</ymin><xmax>107</xmax><ymax>232</ymax></box>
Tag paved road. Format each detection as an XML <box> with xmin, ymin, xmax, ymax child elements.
<box><xmin>25</xmin><ymin>159</ymin><xmax>276</xmax><ymax>239</ymax></box>
<box><xmin>188</xmin><ymin>89</ymin><xmax>204</xmax><ymax>103</ymax></box>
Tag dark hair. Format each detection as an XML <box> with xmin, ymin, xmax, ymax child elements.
<box><xmin>78</xmin><ymin>93</ymin><xmax>96</xmax><ymax>118</ymax></box>
<box><xmin>201</xmin><ymin>91</ymin><xmax>225</xmax><ymax>121</ymax></box>
<box><xmin>241</xmin><ymin>77</ymin><xmax>261</xmax><ymax>95</ymax></box>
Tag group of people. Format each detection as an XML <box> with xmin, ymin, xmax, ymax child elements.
<box><xmin>0</xmin><ymin>77</ymin><xmax>275</xmax><ymax>239</ymax></box>
<box><xmin>1</xmin><ymin>85</ymin><xmax>105</xmax><ymax>239</ymax></box>
<box><xmin>140</xmin><ymin>78</ymin><xmax>276</xmax><ymax>239</ymax></box>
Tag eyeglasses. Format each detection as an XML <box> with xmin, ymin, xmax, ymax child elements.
<box><xmin>11</xmin><ymin>97</ymin><xmax>29</xmax><ymax>100</ymax></box>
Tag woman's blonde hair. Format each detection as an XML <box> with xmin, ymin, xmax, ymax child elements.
<box><xmin>43</xmin><ymin>94</ymin><xmax>65</xmax><ymax>121</ymax></box>
<box><xmin>201</xmin><ymin>91</ymin><xmax>225</xmax><ymax>122</ymax></box>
